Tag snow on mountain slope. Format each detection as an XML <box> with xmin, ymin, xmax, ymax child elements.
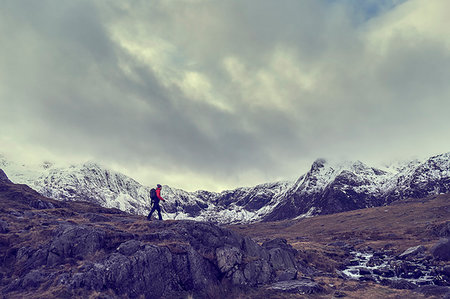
<box><xmin>0</xmin><ymin>157</ymin><xmax>151</xmax><ymax>215</ymax></box>
<box><xmin>1</xmin><ymin>152</ymin><xmax>449</xmax><ymax>224</ymax></box>
<box><xmin>0</xmin><ymin>155</ymin><xmax>291</xmax><ymax>223</ymax></box>
<box><xmin>264</xmin><ymin>153</ymin><xmax>450</xmax><ymax>221</ymax></box>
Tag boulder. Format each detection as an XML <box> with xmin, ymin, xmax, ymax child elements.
<box><xmin>0</xmin><ymin>219</ymin><xmax>9</xmax><ymax>233</ymax></box>
<box><xmin>431</xmin><ymin>238</ymin><xmax>450</xmax><ymax>261</ymax></box>
<box><xmin>275</xmin><ymin>268</ymin><xmax>298</xmax><ymax>281</ymax></box>
<box><xmin>382</xmin><ymin>278</ymin><xmax>417</xmax><ymax>290</ymax></box>
<box><xmin>333</xmin><ymin>291</ymin><xmax>348</xmax><ymax>297</ymax></box>
<box><xmin>21</xmin><ymin>270</ymin><xmax>46</xmax><ymax>289</ymax></box>
<box><xmin>116</xmin><ymin>240</ymin><xmax>142</xmax><ymax>256</ymax></box>
<box><xmin>399</xmin><ymin>245</ymin><xmax>426</xmax><ymax>259</ymax></box>
<box><xmin>268</xmin><ymin>279</ymin><xmax>323</xmax><ymax>294</ymax></box>
<box><xmin>373</xmin><ymin>267</ymin><xmax>395</xmax><ymax>278</ymax></box>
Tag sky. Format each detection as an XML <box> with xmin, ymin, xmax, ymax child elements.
<box><xmin>1</xmin><ymin>0</ymin><xmax>449</xmax><ymax>192</ymax></box>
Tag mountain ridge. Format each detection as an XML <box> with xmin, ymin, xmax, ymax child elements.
<box><xmin>1</xmin><ymin>152</ymin><xmax>449</xmax><ymax>224</ymax></box>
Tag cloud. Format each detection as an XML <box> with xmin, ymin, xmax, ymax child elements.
<box><xmin>1</xmin><ymin>0</ymin><xmax>449</xmax><ymax>191</ymax></box>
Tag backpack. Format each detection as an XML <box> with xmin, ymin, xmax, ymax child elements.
<box><xmin>150</xmin><ymin>188</ymin><xmax>157</xmax><ymax>204</ymax></box>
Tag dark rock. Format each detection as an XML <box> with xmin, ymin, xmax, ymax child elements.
<box><xmin>21</xmin><ymin>270</ymin><xmax>46</xmax><ymax>289</ymax></box>
<box><xmin>262</xmin><ymin>238</ymin><xmax>298</xmax><ymax>271</ymax></box>
<box><xmin>434</xmin><ymin>221</ymin><xmax>450</xmax><ymax>237</ymax></box>
<box><xmin>384</xmin><ymin>279</ymin><xmax>417</xmax><ymax>290</ymax></box>
<box><xmin>52</xmin><ymin>221</ymin><xmax>302</xmax><ymax>296</ymax></box>
<box><xmin>262</xmin><ymin>238</ymin><xmax>296</xmax><ymax>253</ymax></box>
<box><xmin>415</xmin><ymin>285</ymin><xmax>450</xmax><ymax>297</ymax></box>
<box><xmin>431</xmin><ymin>238</ymin><xmax>450</xmax><ymax>261</ymax></box>
<box><xmin>358</xmin><ymin>268</ymin><xmax>371</xmax><ymax>276</ymax></box>
<box><xmin>83</xmin><ymin>213</ymin><xmax>111</xmax><ymax>222</ymax></box>
<box><xmin>0</xmin><ymin>219</ymin><xmax>9</xmax><ymax>233</ymax></box>
<box><xmin>0</xmin><ymin>169</ymin><xmax>11</xmax><ymax>183</ymax></box>
<box><xmin>16</xmin><ymin>246</ymin><xmax>49</xmax><ymax>272</ymax></box>
<box><xmin>335</xmin><ymin>270</ymin><xmax>348</xmax><ymax>279</ymax></box>
<box><xmin>373</xmin><ymin>267</ymin><xmax>395</xmax><ymax>277</ymax></box>
<box><xmin>334</xmin><ymin>291</ymin><xmax>348</xmax><ymax>298</ymax></box>
<box><xmin>367</xmin><ymin>257</ymin><xmax>383</xmax><ymax>267</ymax></box>
<box><xmin>216</xmin><ymin>245</ymin><xmax>242</xmax><ymax>273</ymax></box>
<box><xmin>243</xmin><ymin>260</ymin><xmax>272</xmax><ymax>285</ymax></box>
<box><xmin>400</xmin><ymin>269</ymin><xmax>423</xmax><ymax>279</ymax></box>
<box><xmin>359</xmin><ymin>275</ymin><xmax>376</xmax><ymax>282</ymax></box>
<box><xmin>69</xmin><ymin>244</ymin><xmax>222</xmax><ymax>297</ymax></box>
<box><xmin>268</xmin><ymin>279</ymin><xmax>323</xmax><ymax>294</ymax></box>
<box><xmin>399</xmin><ymin>245</ymin><xmax>426</xmax><ymax>259</ymax></box>
<box><xmin>242</xmin><ymin>236</ymin><xmax>269</xmax><ymax>260</ymax></box>
<box><xmin>327</xmin><ymin>241</ymin><xmax>348</xmax><ymax>247</ymax></box>
<box><xmin>47</xmin><ymin>225</ymin><xmax>106</xmax><ymax>265</ymax></box>
<box><xmin>345</xmin><ymin>259</ymin><xmax>360</xmax><ymax>267</ymax></box>
<box><xmin>441</xmin><ymin>265</ymin><xmax>450</xmax><ymax>277</ymax></box>
<box><xmin>434</xmin><ymin>276</ymin><xmax>450</xmax><ymax>286</ymax></box>
<box><xmin>275</xmin><ymin>268</ymin><xmax>298</xmax><ymax>281</ymax></box>
<box><xmin>116</xmin><ymin>240</ymin><xmax>142</xmax><ymax>256</ymax></box>
<box><xmin>267</xmin><ymin>247</ymin><xmax>297</xmax><ymax>271</ymax></box>
<box><xmin>69</xmin><ymin>246</ymin><xmax>182</xmax><ymax>298</ymax></box>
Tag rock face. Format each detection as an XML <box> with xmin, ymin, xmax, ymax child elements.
<box><xmin>6</xmin><ymin>221</ymin><xmax>303</xmax><ymax>298</ymax></box>
<box><xmin>67</xmin><ymin>221</ymin><xmax>301</xmax><ymax>298</ymax></box>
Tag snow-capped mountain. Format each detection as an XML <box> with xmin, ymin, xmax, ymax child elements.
<box><xmin>263</xmin><ymin>153</ymin><xmax>449</xmax><ymax>221</ymax></box>
<box><xmin>0</xmin><ymin>155</ymin><xmax>282</xmax><ymax>223</ymax></box>
<box><xmin>1</xmin><ymin>153</ymin><xmax>449</xmax><ymax>224</ymax></box>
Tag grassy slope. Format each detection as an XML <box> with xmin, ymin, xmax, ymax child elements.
<box><xmin>229</xmin><ymin>193</ymin><xmax>450</xmax><ymax>298</ymax></box>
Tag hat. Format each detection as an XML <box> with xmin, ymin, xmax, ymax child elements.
<box><xmin>157</xmin><ymin>184</ymin><xmax>162</xmax><ymax>188</ymax></box>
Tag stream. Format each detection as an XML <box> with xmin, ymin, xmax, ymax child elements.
<box><xmin>341</xmin><ymin>250</ymin><xmax>440</xmax><ymax>286</ymax></box>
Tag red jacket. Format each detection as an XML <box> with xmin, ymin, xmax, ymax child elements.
<box><xmin>156</xmin><ymin>188</ymin><xmax>165</xmax><ymax>202</ymax></box>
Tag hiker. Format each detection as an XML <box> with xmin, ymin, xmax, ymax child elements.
<box><xmin>147</xmin><ymin>184</ymin><xmax>166</xmax><ymax>221</ymax></box>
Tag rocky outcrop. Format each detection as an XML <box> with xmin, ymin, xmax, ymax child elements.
<box><xmin>3</xmin><ymin>217</ymin><xmax>304</xmax><ymax>298</ymax></box>
<box><xmin>0</xmin><ymin>175</ymin><xmax>311</xmax><ymax>298</ymax></box>
<box><xmin>431</xmin><ymin>238</ymin><xmax>450</xmax><ymax>261</ymax></box>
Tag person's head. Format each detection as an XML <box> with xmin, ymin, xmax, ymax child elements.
<box><xmin>157</xmin><ymin>184</ymin><xmax>162</xmax><ymax>189</ymax></box>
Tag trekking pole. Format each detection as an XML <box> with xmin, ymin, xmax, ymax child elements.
<box><xmin>161</xmin><ymin>204</ymin><xmax>169</xmax><ymax>218</ymax></box>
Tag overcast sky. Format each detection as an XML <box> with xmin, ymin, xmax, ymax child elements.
<box><xmin>1</xmin><ymin>0</ymin><xmax>449</xmax><ymax>191</ymax></box>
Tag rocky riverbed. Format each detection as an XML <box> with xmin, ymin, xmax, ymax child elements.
<box><xmin>340</xmin><ymin>245</ymin><xmax>450</xmax><ymax>288</ymax></box>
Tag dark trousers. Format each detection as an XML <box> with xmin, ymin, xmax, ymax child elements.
<box><xmin>147</xmin><ymin>203</ymin><xmax>162</xmax><ymax>220</ymax></box>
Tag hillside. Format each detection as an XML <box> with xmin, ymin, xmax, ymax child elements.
<box><xmin>230</xmin><ymin>193</ymin><xmax>450</xmax><ymax>298</ymax></box>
